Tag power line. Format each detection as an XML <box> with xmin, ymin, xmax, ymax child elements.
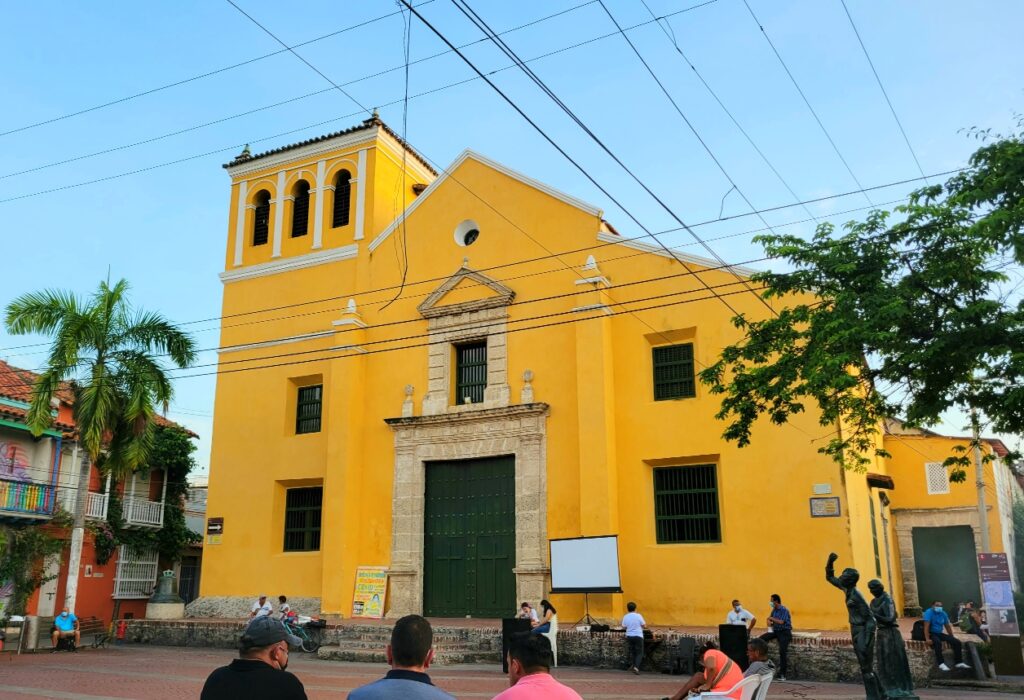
<box><xmin>741</xmin><ymin>0</ymin><xmax>873</xmax><ymax>205</ymax></box>
<box><xmin>0</xmin><ymin>2</ymin><xmax>715</xmax><ymax>205</ymax></box>
<box><xmin>590</xmin><ymin>0</ymin><xmax>778</xmax><ymax>315</ymax></box>
<box><xmin>636</xmin><ymin>0</ymin><xmax>819</xmax><ymax>223</ymax></box>
<box><xmin>837</xmin><ymin>0</ymin><xmax>928</xmax><ymax>181</ymax></box>
<box><xmin>0</xmin><ymin>166</ymin><xmax>964</xmax><ymax>356</ymax></box>
<box><xmin>408</xmin><ymin>0</ymin><xmax>743</xmax><ymax>317</ymax></box>
<box><xmin>0</xmin><ymin>2</ymin><xmax>437</xmax><ymax>139</ymax></box>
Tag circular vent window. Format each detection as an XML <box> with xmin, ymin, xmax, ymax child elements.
<box><xmin>454</xmin><ymin>219</ymin><xmax>480</xmax><ymax>247</ymax></box>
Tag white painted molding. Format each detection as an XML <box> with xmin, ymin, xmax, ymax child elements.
<box><xmin>217</xmin><ymin>329</ymin><xmax>336</xmax><ymax>355</ymax></box>
<box><xmin>233</xmin><ymin>180</ymin><xmax>248</xmax><ymax>267</ymax></box>
<box><xmin>375</xmin><ymin>131</ymin><xmax>437</xmax><ymax>183</ymax></box>
<box><xmin>595</xmin><ymin>231</ymin><xmax>758</xmax><ymax>278</ymax></box>
<box><xmin>369</xmin><ymin>149</ymin><xmax>603</xmax><ymax>253</ymax></box>
<box><xmin>271</xmin><ymin>170</ymin><xmax>286</xmax><ymax>259</ymax></box>
<box><xmin>224</xmin><ymin>131</ymin><xmax>377</xmax><ymax>178</ymax></box>
<box><xmin>331</xmin><ymin>318</ymin><xmax>367</xmax><ymax>329</ymax></box>
<box><xmin>571</xmin><ymin>304</ymin><xmax>614</xmax><ymax>315</ymax></box>
<box><xmin>312</xmin><ymin>159</ymin><xmax>326</xmax><ymax>250</ymax></box>
<box><xmin>220</xmin><ymin>244</ymin><xmax>358</xmax><ymax>283</ymax></box>
<box><xmin>354</xmin><ymin>148</ymin><xmax>367</xmax><ymax>241</ymax></box>
<box><xmin>573</xmin><ymin>276</ymin><xmax>610</xmax><ymax>286</ymax></box>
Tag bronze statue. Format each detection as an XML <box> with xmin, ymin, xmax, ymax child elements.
<box><xmin>869</xmin><ymin>579</ymin><xmax>919</xmax><ymax>699</ymax></box>
<box><xmin>826</xmin><ymin>553</ymin><xmax>885</xmax><ymax>700</ymax></box>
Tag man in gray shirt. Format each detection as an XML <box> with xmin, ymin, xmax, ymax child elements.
<box><xmin>349</xmin><ymin>615</ymin><xmax>455</xmax><ymax>700</ymax></box>
<box><xmin>743</xmin><ymin>638</ymin><xmax>775</xmax><ymax>678</ymax></box>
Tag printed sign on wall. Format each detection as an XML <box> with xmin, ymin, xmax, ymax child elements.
<box><xmin>809</xmin><ymin>497</ymin><xmax>841</xmax><ymax>518</ymax></box>
<box><xmin>352</xmin><ymin>567</ymin><xmax>388</xmax><ymax>619</ymax></box>
<box><xmin>978</xmin><ymin>553</ymin><xmax>1020</xmax><ymax>636</ymax></box>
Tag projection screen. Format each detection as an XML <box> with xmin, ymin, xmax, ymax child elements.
<box><xmin>549</xmin><ymin>535</ymin><xmax>623</xmax><ymax>593</ymax></box>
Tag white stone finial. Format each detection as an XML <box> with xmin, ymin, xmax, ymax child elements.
<box><xmin>402</xmin><ymin>385</ymin><xmax>415</xmax><ymax>418</ymax></box>
<box><xmin>462</xmin><ymin>256</ymin><xmax>469</xmax><ymax>268</ymax></box>
<box><xmin>521</xmin><ymin>369</ymin><xmax>534</xmax><ymax>404</ymax></box>
<box><xmin>582</xmin><ymin>255</ymin><xmax>598</xmax><ymax>271</ymax></box>
<box><xmin>346</xmin><ymin>298</ymin><xmax>357</xmax><ymax>314</ymax></box>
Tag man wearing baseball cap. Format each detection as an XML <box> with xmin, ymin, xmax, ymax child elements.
<box><xmin>201</xmin><ymin>616</ymin><xmax>307</xmax><ymax>699</ymax></box>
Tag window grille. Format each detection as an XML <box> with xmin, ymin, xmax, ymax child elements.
<box><xmin>252</xmin><ymin>190</ymin><xmax>271</xmax><ymax>245</ymax></box>
<box><xmin>455</xmin><ymin>341</ymin><xmax>487</xmax><ymax>405</ymax></box>
<box><xmin>296</xmin><ymin>384</ymin><xmax>323</xmax><ymax>434</ymax></box>
<box><xmin>291</xmin><ymin>181</ymin><xmax>310</xmax><ymax>237</ymax></box>
<box><xmin>332</xmin><ymin>170</ymin><xmax>352</xmax><ymax>227</ymax></box>
<box><xmin>653</xmin><ymin>464</ymin><xmax>720</xmax><ymax>543</ymax></box>
<box><xmin>284</xmin><ymin>487</ymin><xmax>322</xmax><ymax>552</ymax></box>
<box><xmin>653</xmin><ymin>343</ymin><xmax>696</xmax><ymax>400</ymax></box>
<box><xmin>925</xmin><ymin>462</ymin><xmax>950</xmax><ymax>495</ymax></box>
<box><xmin>113</xmin><ymin>546</ymin><xmax>159</xmax><ymax>599</ymax></box>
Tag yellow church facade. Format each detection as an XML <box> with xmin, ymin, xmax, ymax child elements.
<box><xmin>201</xmin><ymin>116</ymin><xmax>902</xmax><ymax>629</ymax></box>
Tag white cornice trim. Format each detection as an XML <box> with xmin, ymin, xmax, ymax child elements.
<box><xmin>375</xmin><ymin>134</ymin><xmax>437</xmax><ymax>183</ymax></box>
<box><xmin>571</xmin><ymin>304</ymin><xmax>614</xmax><ymax>315</ymax></box>
<box><xmin>574</xmin><ymin>276</ymin><xmax>610</xmax><ymax>286</ymax></box>
<box><xmin>217</xmin><ymin>330</ymin><xmax>336</xmax><ymax>355</ymax></box>
<box><xmin>369</xmin><ymin>149</ymin><xmax>603</xmax><ymax>253</ymax></box>
<box><xmin>595</xmin><ymin>232</ymin><xmax>758</xmax><ymax>278</ymax></box>
<box><xmin>225</xmin><ymin>130</ymin><xmax>379</xmax><ymax>179</ymax></box>
<box><xmin>219</xmin><ymin>244</ymin><xmax>358</xmax><ymax>283</ymax></box>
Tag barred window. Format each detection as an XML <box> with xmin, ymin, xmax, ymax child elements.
<box><xmin>332</xmin><ymin>170</ymin><xmax>352</xmax><ymax>227</ymax></box>
<box><xmin>653</xmin><ymin>343</ymin><xmax>696</xmax><ymax>400</ymax></box>
<box><xmin>284</xmin><ymin>487</ymin><xmax>322</xmax><ymax>552</ymax></box>
<box><xmin>252</xmin><ymin>190</ymin><xmax>271</xmax><ymax>246</ymax></box>
<box><xmin>455</xmin><ymin>341</ymin><xmax>487</xmax><ymax>405</ymax></box>
<box><xmin>654</xmin><ymin>464</ymin><xmax>720</xmax><ymax>544</ymax></box>
<box><xmin>925</xmin><ymin>462</ymin><xmax>950</xmax><ymax>495</ymax></box>
<box><xmin>291</xmin><ymin>180</ymin><xmax>310</xmax><ymax>237</ymax></box>
<box><xmin>296</xmin><ymin>384</ymin><xmax>323</xmax><ymax>434</ymax></box>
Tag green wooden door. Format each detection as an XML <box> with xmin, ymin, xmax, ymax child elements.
<box><xmin>424</xmin><ymin>456</ymin><xmax>516</xmax><ymax>617</ymax></box>
<box><xmin>912</xmin><ymin>525</ymin><xmax>981</xmax><ymax>608</ymax></box>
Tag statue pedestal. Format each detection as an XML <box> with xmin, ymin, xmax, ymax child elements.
<box><xmin>145</xmin><ymin>601</ymin><xmax>185</xmax><ymax>620</ymax></box>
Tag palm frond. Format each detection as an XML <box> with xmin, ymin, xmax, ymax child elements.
<box><xmin>4</xmin><ymin>289</ymin><xmax>80</xmax><ymax>335</ymax></box>
<box><xmin>117</xmin><ymin>311</ymin><xmax>197</xmax><ymax>368</ymax></box>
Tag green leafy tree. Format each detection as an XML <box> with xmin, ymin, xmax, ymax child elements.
<box><xmin>4</xmin><ymin>279</ymin><xmax>196</xmax><ymax>477</ymax></box>
<box><xmin>700</xmin><ymin>127</ymin><xmax>1024</xmax><ymax>473</ymax></box>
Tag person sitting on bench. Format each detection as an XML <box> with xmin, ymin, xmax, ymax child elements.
<box><xmin>51</xmin><ymin>607</ymin><xmax>80</xmax><ymax>651</ymax></box>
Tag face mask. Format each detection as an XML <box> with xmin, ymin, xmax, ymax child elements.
<box><xmin>768</xmin><ymin>602</ymin><xmax>775</xmax><ymax>609</ymax></box>
<box><xmin>934</xmin><ymin>606</ymin><xmax>943</xmax><ymax>613</ymax></box>
<box><xmin>734</xmin><ymin>605</ymin><xmax>742</xmax><ymax>612</ymax></box>
<box><xmin>60</xmin><ymin>612</ymin><xmax>68</xmax><ymax>617</ymax></box>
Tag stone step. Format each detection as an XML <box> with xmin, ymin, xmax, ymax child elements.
<box><xmin>318</xmin><ymin>639</ymin><xmax>496</xmax><ymax>652</ymax></box>
<box><xmin>316</xmin><ymin>645</ymin><xmax>500</xmax><ymax>665</ymax></box>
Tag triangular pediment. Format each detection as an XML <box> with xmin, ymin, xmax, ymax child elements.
<box><xmin>418</xmin><ymin>266</ymin><xmax>515</xmax><ymax>318</ymax></box>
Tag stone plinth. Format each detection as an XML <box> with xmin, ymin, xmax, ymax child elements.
<box><xmin>146</xmin><ymin>602</ymin><xmax>185</xmax><ymax>620</ymax></box>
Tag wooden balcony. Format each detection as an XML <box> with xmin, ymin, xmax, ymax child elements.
<box><xmin>123</xmin><ymin>497</ymin><xmax>164</xmax><ymax>528</ymax></box>
<box><xmin>0</xmin><ymin>477</ymin><xmax>55</xmax><ymax>521</ymax></box>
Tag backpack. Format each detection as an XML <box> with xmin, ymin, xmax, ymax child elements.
<box><xmin>911</xmin><ymin>619</ymin><xmax>926</xmax><ymax>641</ymax></box>
<box><xmin>958</xmin><ymin>610</ymin><xmax>973</xmax><ymax>633</ymax></box>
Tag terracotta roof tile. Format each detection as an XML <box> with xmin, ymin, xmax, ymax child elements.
<box><xmin>222</xmin><ymin>114</ymin><xmax>437</xmax><ymax>176</ymax></box>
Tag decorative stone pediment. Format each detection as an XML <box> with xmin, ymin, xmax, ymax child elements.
<box><xmin>417</xmin><ymin>265</ymin><xmax>515</xmax><ymax>319</ymax></box>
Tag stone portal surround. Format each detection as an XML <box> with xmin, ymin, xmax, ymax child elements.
<box><xmin>892</xmin><ymin>506</ymin><xmax>989</xmax><ymax>616</ymax></box>
<box><xmin>384</xmin><ymin>404</ymin><xmax>550</xmax><ymax>618</ymax></box>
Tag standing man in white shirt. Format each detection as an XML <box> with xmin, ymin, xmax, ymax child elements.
<box><xmin>250</xmin><ymin>594</ymin><xmax>273</xmax><ymax>618</ymax></box>
<box><xmin>726</xmin><ymin>599</ymin><xmax>756</xmax><ymax>631</ymax></box>
<box><xmin>621</xmin><ymin>601</ymin><xmax>647</xmax><ymax>675</ymax></box>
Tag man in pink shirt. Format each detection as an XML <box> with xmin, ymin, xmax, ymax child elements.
<box><xmin>493</xmin><ymin>633</ymin><xmax>582</xmax><ymax>700</ymax></box>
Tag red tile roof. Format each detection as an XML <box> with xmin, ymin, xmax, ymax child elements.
<box><xmin>0</xmin><ymin>359</ymin><xmax>196</xmax><ymax>438</ymax></box>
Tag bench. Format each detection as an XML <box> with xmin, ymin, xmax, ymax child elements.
<box><xmin>52</xmin><ymin>616</ymin><xmax>109</xmax><ymax>651</ymax></box>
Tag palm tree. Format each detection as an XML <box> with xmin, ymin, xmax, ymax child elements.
<box><xmin>4</xmin><ymin>278</ymin><xmax>196</xmax><ymax>610</ymax></box>
<box><xmin>4</xmin><ymin>278</ymin><xmax>196</xmax><ymax>477</ymax></box>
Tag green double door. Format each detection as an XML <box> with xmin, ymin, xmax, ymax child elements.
<box><xmin>424</xmin><ymin>456</ymin><xmax>516</xmax><ymax>618</ymax></box>
<box><xmin>912</xmin><ymin>525</ymin><xmax>981</xmax><ymax>609</ymax></box>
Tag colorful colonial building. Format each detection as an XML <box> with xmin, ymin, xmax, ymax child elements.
<box><xmin>198</xmin><ymin>116</ymin><xmax>1018</xmax><ymax>629</ymax></box>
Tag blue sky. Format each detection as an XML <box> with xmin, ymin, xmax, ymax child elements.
<box><xmin>1</xmin><ymin>0</ymin><xmax>1022</xmax><ymax>472</ymax></box>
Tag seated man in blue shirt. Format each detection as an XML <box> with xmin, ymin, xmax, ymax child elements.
<box><xmin>349</xmin><ymin>615</ymin><xmax>455</xmax><ymax>699</ymax></box>
<box><xmin>923</xmin><ymin>600</ymin><xmax>970</xmax><ymax>672</ymax></box>
<box><xmin>51</xmin><ymin>607</ymin><xmax>80</xmax><ymax>651</ymax></box>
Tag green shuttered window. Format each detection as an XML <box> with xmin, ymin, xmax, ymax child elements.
<box><xmin>252</xmin><ymin>190</ymin><xmax>271</xmax><ymax>246</ymax></box>
<box><xmin>455</xmin><ymin>341</ymin><xmax>487</xmax><ymax>405</ymax></box>
<box><xmin>652</xmin><ymin>343</ymin><xmax>696</xmax><ymax>400</ymax></box>
<box><xmin>296</xmin><ymin>384</ymin><xmax>323</xmax><ymax>434</ymax></box>
<box><xmin>332</xmin><ymin>170</ymin><xmax>352</xmax><ymax>227</ymax></box>
<box><xmin>653</xmin><ymin>464</ymin><xmax>721</xmax><ymax>543</ymax></box>
<box><xmin>284</xmin><ymin>487</ymin><xmax>322</xmax><ymax>552</ymax></box>
<box><xmin>291</xmin><ymin>181</ymin><xmax>310</xmax><ymax>237</ymax></box>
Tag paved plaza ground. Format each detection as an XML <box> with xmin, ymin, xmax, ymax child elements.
<box><xmin>0</xmin><ymin>645</ymin><xmax>1017</xmax><ymax>699</ymax></box>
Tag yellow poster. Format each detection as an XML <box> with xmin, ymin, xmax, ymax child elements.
<box><xmin>352</xmin><ymin>567</ymin><xmax>388</xmax><ymax>619</ymax></box>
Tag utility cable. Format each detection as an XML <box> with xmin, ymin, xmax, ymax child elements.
<box><xmin>838</xmin><ymin>0</ymin><xmax>928</xmax><ymax>182</ymax></box>
<box><xmin>741</xmin><ymin>0</ymin><xmax>873</xmax><ymax>205</ymax></box>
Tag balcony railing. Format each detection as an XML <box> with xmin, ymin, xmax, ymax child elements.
<box><xmin>85</xmin><ymin>491</ymin><xmax>109</xmax><ymax>520</ymax></box>
<box><xmin>123</xmin><ymin>497</ymin><xmax>164</xmax><ymax>528</ymax></box>
<box><xmin>0</xmin><ymin>477</ymin><xmax>54</xmax><ymax>517</ymax></box>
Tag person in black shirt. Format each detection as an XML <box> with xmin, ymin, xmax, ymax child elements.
<box><xmin>201</xmin><ymin>615</ymin><xmax>307</xmax><ymax>700</ymax></box>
